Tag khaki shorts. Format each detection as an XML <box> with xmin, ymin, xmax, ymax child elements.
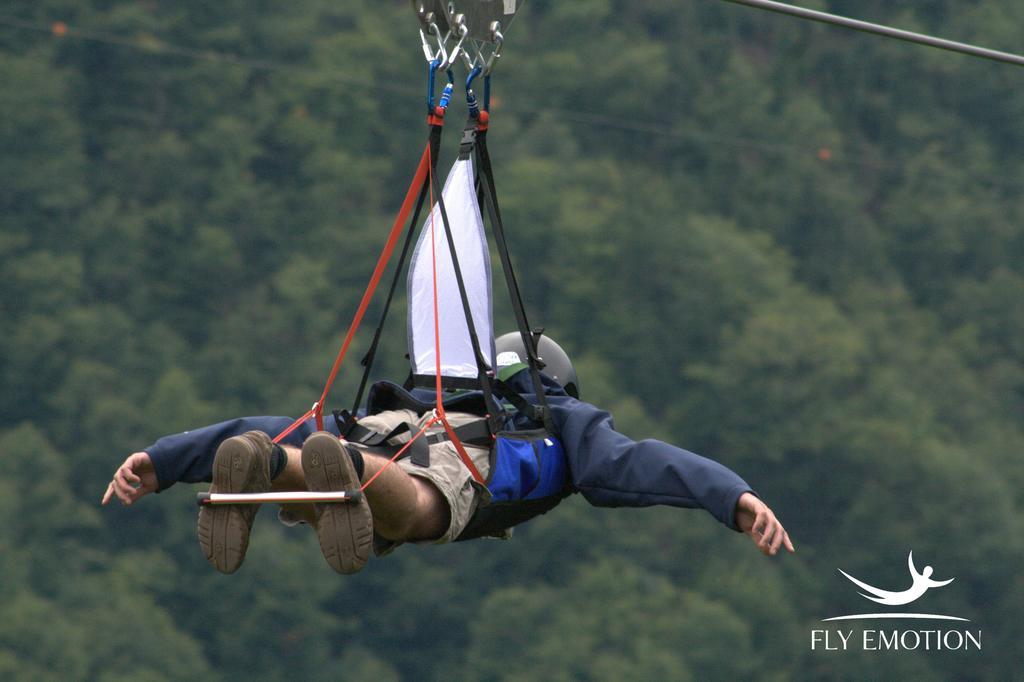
<box><xmin>349</xmin><ymin>409</ymin><xmax>492</xmax><ymax>553</ymax></box>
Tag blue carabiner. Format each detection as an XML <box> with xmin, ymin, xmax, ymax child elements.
<box><xmin>438</xmin><ymin>68</ymin><xmax>455</xmax><ymax>109</ymax></box>
<box><xmin>427</xmin><ymin>58</ymin><xmax>441</xmax><ymax>112</ymax></box>
<box><xmin>483</xmin><ymin>74</ymin><xmax>492</xmax><ymax>113</ymax></box>
<box><xmin>438</xmin><ymin>82</ymin><xmax>454</xmax><ymax>110</ymax></box>
<box><xmin>465</xmin><ymin>65</ymin><xmax>483</xmax><ymax>119</ymax></box>
<box><xmin>466</xmin><ymin>65</ymin><xmax>483</xmax><ymax>92</ymax></box>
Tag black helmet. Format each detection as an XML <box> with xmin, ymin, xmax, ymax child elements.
<box><xmin>495</xmin><ymin>331</ymin><xmax>579</xmax><ymax>398</ymax></box>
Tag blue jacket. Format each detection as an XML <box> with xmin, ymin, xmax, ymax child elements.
<box><xmin>145</xmin><ymin>370</ymin><xmax>754</xmax><ymax>530</ymax></box>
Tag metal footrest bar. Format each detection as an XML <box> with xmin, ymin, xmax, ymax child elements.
<box><xmin>196</xmin><ymin>490</ymin><xmax>362</xmax><ymax>506</ymax></box>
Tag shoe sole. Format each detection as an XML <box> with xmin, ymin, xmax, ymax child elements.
<box><xmin>197</xmin><ymin>437</ymin><xmax>264</xmax><ymax>574</ymax></box>
<box><xmin>301</xmin><ymin>433</ymin><xmax>373</xmax><ymax>574</ymax></box>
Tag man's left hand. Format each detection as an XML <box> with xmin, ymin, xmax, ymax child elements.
<box><xmin>102</xmin><ymin>452</ymin><xmax>158</xmax><ymax>507</ymax></box>
<box><xmin>734</xmin><ymin>492</ymin><xmax>795</xmax><ymax>557</ymax></box>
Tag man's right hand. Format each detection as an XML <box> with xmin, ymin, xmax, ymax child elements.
<box><xmin>102</xmin><ymin>452</ymin><xmax>158</xmax><ymax>506</ymax></box>
<box><xmin>734</xmin><ymin>492</ymin><xmax>795</xmax><ymax>557</ymax></box>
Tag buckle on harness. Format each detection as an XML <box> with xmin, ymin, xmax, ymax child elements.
<box><xmin>458</xmin><ymin>123</ymin><xmax>478</xmax><ymax>159</ymax></box>
<box><xmin>332</xmin><ymin>409</ymin><xmax>360</xmax><ymax>439</ymax></box>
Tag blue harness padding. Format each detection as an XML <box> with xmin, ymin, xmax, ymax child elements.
<box><xmin>489</xmin><ymin>429</ymin><xmax>568</xmax><ymax>502</ymax></box>
<box><xmin>455</xmin><ymin>425</ymin><xmax>570</xmax><ymax>541</ymax></box>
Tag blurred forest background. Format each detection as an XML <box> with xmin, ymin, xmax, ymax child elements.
<box><xmin>2</xmin><ymin>0</ymin><xmax>1022</xmax><ymax>679</ymax></box>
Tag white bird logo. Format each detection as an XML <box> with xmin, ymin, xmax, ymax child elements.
<box><xmin>838</xmin><ymin>551</ymin><xmax>954</xmax><ymax>606</ymax></box>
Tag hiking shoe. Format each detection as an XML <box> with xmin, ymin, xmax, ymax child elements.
<box><xmin>197</xmin><ymin>431</ymin><xmax>274</xmax><ymax>574</ymax></box>
<box><xmin>301</xmin><ymin>432</ymin><xmax>373</xmax><ymax>574</ymax></box>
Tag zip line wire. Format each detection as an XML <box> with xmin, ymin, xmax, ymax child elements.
<box><xmin>0</xmin><ymin>12</ymin><xmax>1020</xmax><ymax>190</ymax></box>
<box><xmin>720</xmin><ymin>0</ymin><xmax>1024</xmax><ymax>68</ymax></box>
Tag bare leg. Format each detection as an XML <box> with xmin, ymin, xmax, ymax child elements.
<box><xmin>272</xmin><ymin>446</ymin><xmax>317</xmax><ymax>527</ymax></box>
<box><xmin>358</xmin><ymin>453</ymin><xmax>450</xmax><ymax>542</ymax></box>
<box><xmin>272</xmin><ymin>445</ymin><xmax>308</xmax><ymax>490</ymax></box>
<box><xmin>274</xmin><ymin>445</ymin><xmax>449</xmax><ymax>542</ymax></box>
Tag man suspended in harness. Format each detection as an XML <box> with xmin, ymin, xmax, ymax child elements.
<box><xmin>103</xmin><ymin>18</ymin><xmax>793</xmax><ymax>573</ymax></box>
<box><xmin>102</xmin><ymin>332</ymin><xmax>795</xmax><ymax>575</ymax></box>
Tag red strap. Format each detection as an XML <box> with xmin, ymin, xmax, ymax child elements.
<box><xmin>274</xmin><ymin>123</ymin><xmax>486</xmax><ymax>489</ymax></box>
<box><xmin>313</xmin><ymin>143</ymin><xmax>432</xmax><ymax>427</ymax></box>
<box><xmin>273</xmin><ymin>143</ymin><xmax>432</xmax><ymax>442</ymax></box>
<box><xmin>425</xmin><ymin>142</ymin><xmax>486</xmax><ymax>485</ymax></box>
<box><xmin>272</xmin><ymin>405</ymin><xmax>317</xmax><ymax>445</ymax></box>
<box><xmin>440</xmin><ymin>414</ymin><xmax>486</xmax><ymax>484</ymax></box>
<box><xmin>427</xmin><ymin>106</ymin><xmax>446</xmax><ymax>128</ymax></box>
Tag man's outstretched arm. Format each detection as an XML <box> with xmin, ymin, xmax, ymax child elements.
<box><xmin>547</xmin><ymin>394</ymin><xmax>795</xmax><ymax>556</ymax></box>
<box><xmin>143</xmin><ymin>416</ymin><xmax>305</xmax><ymax>490</ymax></box>
<box><xmin>100</xmin><ymin>415</ymin><xmax>335</xmax><ymax>505</ymax></box>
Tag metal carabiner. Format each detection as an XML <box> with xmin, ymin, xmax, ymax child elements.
<box><xmin>429</xmin><ymin>19</ymin><xmax>449</xmax><ymax>67</ymax></box>
<box><xmin>483</xmin><ymin>21</ymin><xmax>505</xmax><ymax>75</ymax></box>
<box><xmin>416</xmin><ymin>5</ymin><xmax>449</xmax><ymax>66</ymax></box>
<box><xmin>445</xmin><ymin>14</ymin><xmax>471</xmax><ymax>71</ymax></box>
<box><xmin>415</xmin><ymin>4</ymin><xmax>438</xmax><ymax>62</ymax></box>
<box><xmin>419</xmin><ymin>27</ymin><xmax>437</xmax><ymax>63</ymax></box>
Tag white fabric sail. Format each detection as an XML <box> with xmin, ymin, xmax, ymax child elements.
<box><xmin>408</xmin><ymin>157</ymin><xmax>495</xmax><ymax>380</ymax></box>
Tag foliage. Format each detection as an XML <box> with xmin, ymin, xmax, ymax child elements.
<box><xmin>1</xmin><ymin>0</ymin><xmax>1021</xmax><ymax>678</ymax></box>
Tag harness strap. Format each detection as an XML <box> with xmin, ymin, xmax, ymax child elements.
<box><xmin>333</xmin><ymin>410</ymin><xmax>493</xmax><ymax>451</ymax></box>
<box><xmin>350</xmin><ymin>114</ymin><xmax>447</xmax><ymax>417</ymax></box>
<box><xmin>425</xmin><ymin>123</ymin><xmax>500</xmax><ymax>444</ymax></box>
<box><xmin>474</xmin><ymin>118</ymin><xmax>556</xmax><ymax>434</ymax></box>
<box><xmin>492</xmin><ymin>379</ymin><xmax>545</xmax><ymax>424</ymax></box>
<box><xmin>407</xmin><ymin>435</ymin><xmax>430</xmax><ymax>468</ymax></box>
<box><xmin>423</xmin><ymin>140</ymin><xmax>487</xmax><ymax>483</ymax></box>
<box><xmin>271</xmin><ymin>135</ymin><xmax>437</xmax><ymax>444</ymax></box>
<box><xmin>410</xmin><ymin>374</ymin><xmax>482</xmax><ymax>390</ymax></box>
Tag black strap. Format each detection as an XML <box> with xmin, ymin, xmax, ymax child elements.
<box><xmin>475</xmin><ymin>127</ymin><xmax>556</xmax><ymax>433</ymax></box>
<box><xmin>428</xmin><ymin>123</ymin><xmax>501</xmax><ymax>433</ymax></box>
<box><xmin>350</xmin><ymin>180</ymin><xmax>430</xmax><ymax>414</ymax></box>
<box><xmin>408</xmin><ymin>436</ymin><xmax>430</xmax><ymax>467</ymax></box>
<box><xmin>425</xmin><ymin>418</ymin><xmax>492</xmax><ymax>447</ymax></box>
<box><xmin>410</xmin><ymin>374</ymin><xmax>482</xmax><ymax>391</ymax></box>
<box><xmin>492</xmin><ymin>379</ymin><xmax>547</xmax><ymax>424</ymax></box>
<box><xmin>334</xmin><ymin>410</ymin><xmax>411</xmax><ymax>446</ymax></box>
<box><xmin>333</xmin><ymin>409</ymin><xmax>359</xmax><ymax>439</ymax></box>
<box><xmin>346</xmin><ymin>112</ymin><xmax>553</xmax><ymax>439</ymax></box>
<box><xmin>333</xmin><ymin>409</ymin><xmax>492</xmax><ymax>470</ymax></box>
